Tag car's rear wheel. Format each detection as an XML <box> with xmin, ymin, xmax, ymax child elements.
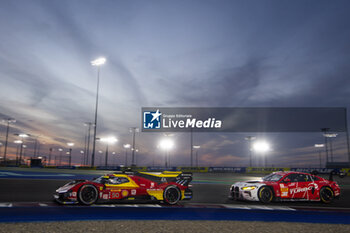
<box><xmin>258</xmin><ymin>186</ymin><xmax>274</xmax><ymax>203</ymax></box>
<box><xmin>78</xmin><ymin>184</ymin><xmax>98</xmax><ymax>205</ymax></box>
<box><xmin>320</xmin><ymin>186</ymin><xmax>334</xmax><ymax>204</ymax></box>
<box><xmin>163</xmin><ymin>186</ymin><xmax>181</xmax><ymax>205</ymax></box>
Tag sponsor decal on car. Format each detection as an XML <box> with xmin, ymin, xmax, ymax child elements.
<box><xmin>121</xmin><ymin>190</ymin><xmax>129</xmax><ymax>197</ymax></box>
<box><xmin>281</xmin><ymin>188</ymin><xmax>289</xmax><ymax>197</ymax></box>
<box><xmin>290</xmin><ymin>187</ymin><xmax>312</xmax><ymax>195</ymax></box>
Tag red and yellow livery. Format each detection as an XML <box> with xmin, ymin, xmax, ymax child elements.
<box><xmin>54</xmin><ymin>171</ymin><xmax>192</xmax><ymax>205</ymax></box>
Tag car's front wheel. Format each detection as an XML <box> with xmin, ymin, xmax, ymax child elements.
<box><xmin>320</xmin><ymin>186</ymin><xmax>334</xmax><ymax>204</ymax></box>
<box><xmin>258</xmin><ymin>186</ymin><xmax>274</xmax><ymax>203</ymax></box>
<box><xmin>163</xmin><ymin>186</ymin><xmax>181</xmax><ymax>205</ymax></box>
<box><xmin>78</xmin><ymin>184</ymin><xmax>98</xmax><ymax>205</ymax></box>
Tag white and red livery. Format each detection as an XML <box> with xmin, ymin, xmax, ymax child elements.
<box><xmin>229</xmin><ymin>171</ymin><xmax>341</xmax><ymax>203</ymax></box>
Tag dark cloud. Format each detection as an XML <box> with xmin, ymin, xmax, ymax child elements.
<box><xmin>0</xmin><ymin>0</ymin><xmax>350</xmax><ymax>166</ymax></box>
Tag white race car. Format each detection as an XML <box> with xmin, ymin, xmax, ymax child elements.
<box><xmin>229</xmin><ymin>171</ymin><xmax>341</xmax><ymax>203</ymax></box>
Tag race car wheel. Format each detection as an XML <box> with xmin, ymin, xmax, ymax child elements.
<box><xmin>163</xmin><ymin>186</ymin><xmax>181</xmax><ymax>205</ymax></box>
<box><xmin>258</xmin><ymin>186</ymin><xmax>274</xmax><ymax>203</ymax></box>
<box><xmin>78</xmin><ymin>184</ymin><xmax>98</xmax><ymax>205</ymax></box>
<box><xmin>320</xmin><ymin>186</ymin><xmax>334</xmax><ymax>204</ymax></box>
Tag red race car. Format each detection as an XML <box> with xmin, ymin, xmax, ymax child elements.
<box><xmin>229</xmin><ymin>171</ymin><xmax>342</xmax><ymax>203</ymax></box>
<box><xmin>54</xmin><ymin>171</ymin><xmax>192</xmax><ymax>205</ymax></box>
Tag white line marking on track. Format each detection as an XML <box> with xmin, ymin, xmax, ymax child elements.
<box><xmin>0</xmin><ymin>172</ymin><xmax>74</xmax><ymax>177</ymax></box>
<box><xmin>249</xmin><ymin>205</ymin><xmax>273</xmax><ymax>210</ymax></box>
<box><xmin>0</xmin><ymin>203</ymin><xmax>12</xmax><ymax>207</ymax></box>
<box><xmin>140</xmin><ymin>204</ymin><xmax>162</xmax><ymax>208</ymax></box>
<box><xmin>39</xmin><ymin>203</ymin><xmax>48</xmax><ymax>207</ymax></box>
<box><xmin>269</xmin><ymin>206</ymin><xmax>296</xmax><ymax>211</ymax></box>
<box><xmin>221</xmin><ymin>204</ymin><xmax>251</xmax><ymax>210</ymax></box>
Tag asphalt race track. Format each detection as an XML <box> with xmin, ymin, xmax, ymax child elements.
<box><xmin>0</xmin><ymin>168</ymin><xmax>349</xmax><ymax>209</ymax></box>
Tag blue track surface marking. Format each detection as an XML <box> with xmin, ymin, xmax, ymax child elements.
<box><xmin>0</xmin><ymin>206</ymin><xmax>349</xmax><ymax>224</ymax></box>
<box><xmin>0</xmin><ymin>170</ymin><xmax>95</xmax><ymax>180</ymax></box>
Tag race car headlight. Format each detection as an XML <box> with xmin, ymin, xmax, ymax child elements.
<box><xmin>242</xmin><ymin>186</ymin><xmax>256</xmax><ymax>191</ymax></box>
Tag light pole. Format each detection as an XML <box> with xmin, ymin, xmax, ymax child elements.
<box><xmin>123</xmin><ymin>144</ymin><xmax>130</xmax><ymax>166</ymax></box>
<box><xmin>245</xmin><ymin>136</ymin><xmax>256</xmax><ymax>167</ymax></box>
<box><xmin>252</xmin><ymin>141</ymin><xmax>271</xmax><ymax>168</ymax></box>
<box><xmin>130</xmin><ymin>127</ymin><xmax>139</xmax><ymax>166</ymax></box>
<box><xmin>159</xmin><ymin>138</ymin><xmax>174</xmax><ymax>168</ymax></box>
<box><xmin>14</xmin><ymin>140</ymin><xmax>22</xmax><ymax>165</ymax></box>
<box><xmin>58</xmin><ymin>148</ymin><xmax>63</xmax><ymax>166</ymax></box>
<box><xmin>323</xmin><ymin>133</ymin><xmax>337</xmax><ymax>163</ymax></box>
<box><xmin>314</xmin><ymin>144</ymin><xmax>325</xmax><ymax>168</ymax></box>
<box><xmin>99</xmin><ymin>137</ymin><xmax>118</xmax><ymax>166</ymax></box>
<box><xmin>37</xmin><ymin>141</ymin><xmax>45</xmax><ymax>158</ymax></box>
<box><xmin>84</xmin><ymin>122</ymin><xmax>93</xmax><ymax>166</ymax></box>
<box><xmin>67</xmin><ymin>142</ymin><xmax>74</xmax><ymax>166</ymax></box>
<box><xmin>14</xmin><ymin>133</ymin><xmax>30</xmax><ymax>166</ymax></box>
<box><xmin>80</xmin><ymin>150</ymin><xmax>84</xmax><ymax>165</ymax></box>
<box><xmin>22</xmin><ymin>145</ymin><xmax>27</xmax><ymax>161</ymax></box>
<box><xmin>90</xmin><ymin>57</ymin><xmax>106</xmax><ymax>167</ymax></box>
<box><xmin>48</xmin><ymin>148</ymin><xmax>53</xmax><ymax>166</ymax></box>
<box><xmin>33</xmin><ymin>135</ymin><xmax>40</xmax><ymax>157</ymax></box>
<box><xmin>3</xmin><ymin>118</ymin><xmax>16</xmax><ymax>165</ymax></box>
<box><xmin>321</xmin><ymin>128</ymin><xmax>330</xmax><ymax>164</ymax></box>
<box><xmin>98</xmin><ymin>150</ymin><xmax>103</xmax><ymax>166</ymax></box>
<box><xmin>193</xmin><ymin>145</ymin><xmax>200</xmax><ymax>167</ymax></box>
<box><xmin>112</xmin><ymin>151</ymin><xmax>116</xmax><ymax>166</ymax></box>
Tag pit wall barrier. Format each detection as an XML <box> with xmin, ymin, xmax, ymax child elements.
<box><xmin>177</xmin><ymin>167</ymin><xmax>209</xmax><ymax>173</ymax></box>
<box><xmin>290</xmin><ymin>168</ymin><xmax>342</xmax><ymax>174</ymax></box>
<box><xmin>37</xmin><ymin>165</ymin><xmax>350</xmax><ymax>176</ymax></box>
<box><xmin>208</xmin><ymin>167</ymin><xmax>246</xmax><ymax>173</ymax></box>
<box><xmin>246</xmin><ymin>167</ymin><xmax>290</xmax><ymax>174</ymax></box>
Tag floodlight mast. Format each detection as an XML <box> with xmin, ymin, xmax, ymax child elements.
<box><xmin>130</xmin><ymin>127</ymin><xmax>139</xmax><ymax>166</ymax></box>
<box><xmin>193</xmin><ymin>145</ymin><xmax>201</xmax><ymax>167</ymax></box>
<box><xmin>14</xmin><ymin>133</ymin><xmax>29</xmax><ymax>166</ymax></box>
<box><xmin>252</xmin><ymin>141</ymin><xmax>270</xmax><ymax>167</ymax></box>
<box><xmin>90</xmin><ymin>57</ymin><xmax>106</xmax><ymax>167</ymax></box>
<box><xmin>245</xmin><ymin>136</ymin><xmax>256</xmax><ymax>167</ymax></box>
<box><xmin>67</xmin><ymin>142</ymin><xmax>74</xmax><ymax>166</ymax></box>
<box><xmin>99</xmin><ymin>137</ymin><xmax>118</xmax><ymax>166</ymax></box>
<box><xmin>123</xmin><ymin>144</ymin><xmax>131</xmax><ymax>166</ymax></box>
<box><xmin>315</xmin><ymin>144</ymin><xmax>325</xmax><ymax>168</ymax></box>
<box><xmin>159</xmin><ymin>138</ymin><xmax>174</xmax><ymax>167</ymax></box>
<box><xmin>3</xmin><ymin>118</ymin><xmax>16</xmax><ymax>166</ymax></box>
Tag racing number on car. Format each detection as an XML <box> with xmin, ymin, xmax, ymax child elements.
<box><xmin>111</xmin><ymin>192</ymin><xmax>119</xmax><ymax>199</ymax></box>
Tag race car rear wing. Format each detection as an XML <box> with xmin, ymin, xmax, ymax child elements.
<box><xmin>176</xmin><ymin>172</ymin><xmax>192</xmax><ymax>186</ymax></box>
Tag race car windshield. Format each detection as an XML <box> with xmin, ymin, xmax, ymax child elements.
<box><xmin>92</xmin><ymin>176</ymin><xmax>105</xmax><ymax>183</ymax></box>
<box><xmin>262</xmin><ymin>174</ymin><xmax>283</xmax><ymax>181</ymax></box>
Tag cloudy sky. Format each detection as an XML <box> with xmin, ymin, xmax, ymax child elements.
<box><xmin>0</xmin><ymin>0</ymin><xmax>350</xmax><ymax>167</ymax></box>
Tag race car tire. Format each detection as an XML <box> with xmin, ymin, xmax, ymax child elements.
<box><xmin>320</xmin><ymin>186</ymin><xmax>334</xmax><ymax>204</ymax></box>
<box><xmin>78</xmin><ymin>184</ymin><xmax>98</xmax><ymax>205</ymax></box>
<box><xmin>163</xmin><ymin>186</ymin><xmax>181</xmax><ymax>205</ymax></box>
<box><xmin>258</xmin><ymin>186</ymin><xmax>274</xmax><ymax>204</ymax></box>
